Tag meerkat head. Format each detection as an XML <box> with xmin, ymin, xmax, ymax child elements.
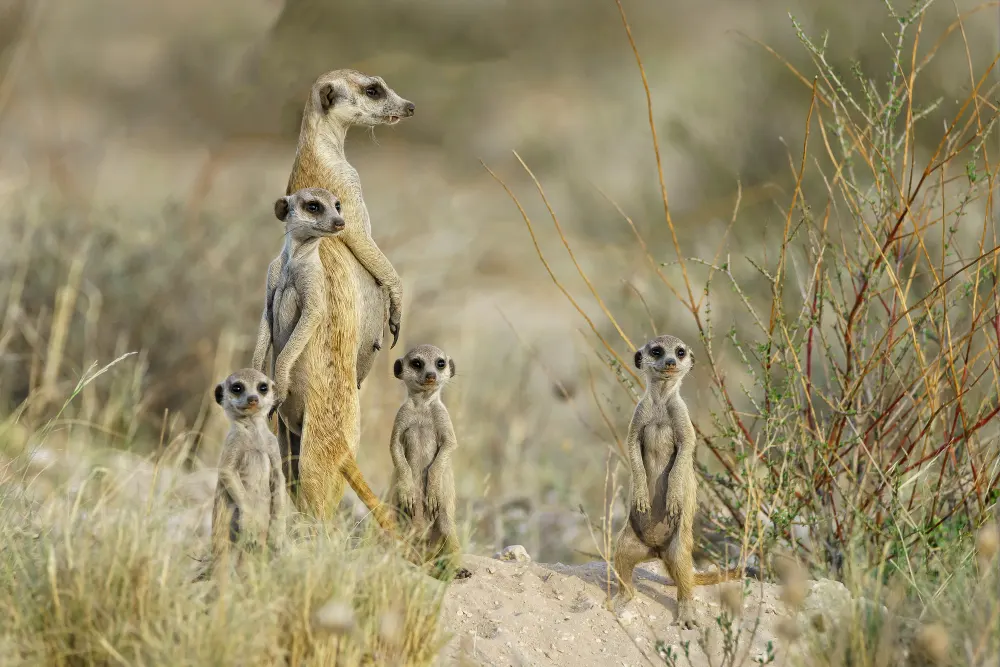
<box><xmin>308</xmin><ymin>69</ymin><xmax>415</xmax><ymax>130</ymax></box>
<box><xmin>633</xmin><ymin>334</ymin><xmax>695</xmax><ymax>385</ymax></box>
<box><xmin>214</xmin><ymin>368</ymin><xmax>275</xmax><ymax>421</ymax></box>
<box><xmin>274</xmin><ymin>187</ymin><xmax>346</xmax><ymax>241</ymax></box>
<box><xmin>393</xmin><ymin>344</ymin><xmax>455</xmax><ymax>396</ymax></box>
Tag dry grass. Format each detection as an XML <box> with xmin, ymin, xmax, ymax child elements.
<box><xmin>487</xmin><ymin>0</ymin><xmax>1000</xmax><ymax>664</ymax></box>
<box><xmin>0</xmin><ymin>0</ymin><xmax>998</xmax><ymax>664</ymax></box>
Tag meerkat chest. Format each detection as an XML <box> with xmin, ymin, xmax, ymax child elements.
<box><xmin>402</xmin><ymin>412</ymin><xmax>440</xmax><ymax>472</ymax></box>
<box><xmin>639</xmin><ymin>417</ymin><xmax>677</xmax><ymax>476</ymax></box>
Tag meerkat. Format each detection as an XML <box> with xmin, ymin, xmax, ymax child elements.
<box><xmin>389</xmin><ymin>345</ymin><xmax>472</xmax><ymax>580</ymax></box>
<box><xmin>208</xmin><ymin>368</ymin><xmax>286</xmax><ymax>578</ymax></box>
<box><xmin>612</xmin><ymin>334</ymin><xmax>743</xmax><ymax>628</ymax></box>
<box><xmin>250</xmin><ymin>187</ymin><xmax>396</xmax><ymax>533</ymax></box>
<box><xmin>277</xmin><ymin>69</ymin><xmax>414</xmax><ymax>520</ymax></box>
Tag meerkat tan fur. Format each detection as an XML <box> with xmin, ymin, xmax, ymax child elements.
<box><xmin>612</xmin><ymin>335</ymin><xmax>743</xmax><ymax>628</ymax></box>
<box><xmin>209</xmin><ymin>369</ymin><xmax>286</xmax><ymax>578</ymax></box>
<box><xmin>250</xmin><ymin>187</ymin><xmax>395</xmax><ymax>533</ymax></box>
<box><xmin>389</xmin><ymin>345</ymin><xmax>472</xmax><ymax>580</ymax></box>
<box><xmin>277</xmin><ymin>69</ymin><xmax>413</xmax><ymax>520</ymax></box>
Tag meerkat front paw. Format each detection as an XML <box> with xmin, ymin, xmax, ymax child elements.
<box><xmin>424</xmin><ymin>490</ymin><xmax>440</xmax><ymax>517</ymax></box>
<box><xmin>388</xmin><ymin>313</ymin><xmax>401</xmax><ymax>349</ymax></box>
<box><xmin>397</xmin><ymin>484</ymin><xmax>417</xmax><ymax>516</ymax></box>
<box><xmin>633</xmin><ymin>491</ymin><xmax>651</xmax><ymax>514</ymax></box>
<box><xmin>664</xmin><ymin>487</ymin><xmax>684</xmax><ymax>519</ymax></box>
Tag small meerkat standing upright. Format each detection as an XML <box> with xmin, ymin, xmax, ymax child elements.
<box><xmin>209</xmin><ymin>368</ymin><xmax>285</xmax><ymax>577</ymax></box>
<box><xmin>251</xmin><ymin>187</ymin><xmax>397</xmax><ymax>534</ymax></box>
<box><xmin>612</xmin><ymin>335</ymin><xmax>742</xmax><ymax>628</ymax></box>
<box><xmin>389</xmin><ymin>344</ymin><xmax>472</xmax><ymax>580</ymax></box>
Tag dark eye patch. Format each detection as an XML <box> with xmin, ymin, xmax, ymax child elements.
<box><xmin>365</xmin><ymin>84</ymin><xmax>384</xmax><ymax>99</ymax></box>
<box><xmin>258</xmin><ymin>383</ymin><xmax>269</xmax><ymax>394</ymax></box>
<box><xmin>676</xmin><ymin>347</ymin><xmax>686</xmax><ymax>357</ymax></box>
<box><xmin>305</xmin><ymin>201</ymin><xmax>323</xmax><ymax>215</ymax></box>
<box><xmin>650</xmin><ymin>346</ymin><xmax>664</xmax><ymax>357</ymax></box>
<box><xmin>411</xmin><ymin>358</ymin><xmax>424</xmax><ymax>370</ymax></box>
<box><xmin>334</xmin><ymin>201</ymin><xmax>341</xmax><ymax>213</ymax></box>
<box><xmin>231</xmin><ymin>382</ymin><xmax>244</xmax><ymax>394</ymax></box>
<box><xmin>435</xmin><ymin>359</ymin><xmax>446</xmax><ymax>369</ymax></box>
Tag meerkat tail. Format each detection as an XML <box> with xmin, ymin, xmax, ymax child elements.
<box><xmin>692</xmin><ymin>567</ymin><xmax>745</xmax><ymax>585</ymax></box>
<box><xmin>337</xmin><ymin>455</ymin><xmax>398</xmax><ymax>535</ymax></box>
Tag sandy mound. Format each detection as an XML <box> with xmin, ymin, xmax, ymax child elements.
<box><xmin>439</xmin><ymin>552</ymin><xmax>851</xmax><ymax>666</ymax></box>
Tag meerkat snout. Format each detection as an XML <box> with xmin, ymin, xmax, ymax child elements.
<box><xmin>404</xmin><ymin>101</ymin><xmax>415</xmax><ymax>116</ymax></box>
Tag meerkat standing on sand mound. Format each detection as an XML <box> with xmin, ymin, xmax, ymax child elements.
<box><xmin>613</xmin><ymin>335</ymin><xmax>743</xmax><ymax>628</ymax></box>
<box><xmin>389</xmin><ymin>345</ymin><xmax>472</xmax><ymax>580</ymax></box>
<box><xmin>277</xmin><ymin>69</ymin><xmax>414</xmax><ymax>521</ymax></box>
<box><xmin>208</xmin><ymin>368</ymin><xmax>285</xmax><ymax>578</ymax></box>
<box><xmin>251</xmin><ymin>187</ymin><xmax>396</xmax><ymax>533</ymax></box>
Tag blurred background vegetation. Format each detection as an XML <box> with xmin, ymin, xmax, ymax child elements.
<box><xmin>0</xmin><ymin>0</ymin><xmax>997</xmax><ymax>567</ymax></box>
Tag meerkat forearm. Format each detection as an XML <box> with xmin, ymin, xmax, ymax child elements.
<box><xmin>389</xmin><ymin>415</ymin><xmax>414</xmax><ymax>487</ymax></box>
<box><xmin>273</xmin><ymin>301</ymin><xmax>321</xmax><ymax>396</ymax></box>
<box><xmin>267</xmin><ymin>450</ymin><xmax>286</xmax><ymax>551</ymax></box>
<box><xmin>252</xmin><ymin>259</ymin><xmax>282</xmax><ymax>372</ymax></box>
<box><xmin>625</xmin><ymin>407</ymin><xmax>649</xmax><ymax>506</ymax></box>
<box><xmin>218</xmin><ymin>466</ymin><xmax>250</xmax><ymax>512</ymax></box>
<box><xmin>339</xmin><ymin>226</ymin><xmax>402</xmax><ymax>305</ymax></box>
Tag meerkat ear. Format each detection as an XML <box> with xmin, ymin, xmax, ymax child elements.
<box><xmin>634</xmin><ymin>350</ymin><xmax>642</xmax><ymax>369</ymax></box>
<box><xmin>393</xmin><ymin>359</ymin><xmax>403</xmax><ymax>378</ymax></box>
<box><xmin>214</xmin><ymin>384</ymin><xmax>224</xmax><ymax>405</ymax></box>
<box><xmin>448</xmin><ymin>358</ymin><xmax>456</xmax><ymax>378</ymax></box>
<box><xmin>274</xmin><ymin>197</ymin><xmax>289</xmax><ymax>221</ymax></box>
<box><xmin>318</xmin><ymin>83</ymin><xmax>340</xmax><ymax>112</ymax></box>
<box><xmin>689</xmin><ymin>351</ymin><xmax>696</xmax><ymax>365</ymax></box>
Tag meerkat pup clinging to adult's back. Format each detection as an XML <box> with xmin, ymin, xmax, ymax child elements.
<box><xmin>389</xmin><ymin>344</ymin><xmax>472</xmax><ymax>580</ymax></box>
<box><xmin>251</xmin><ymin>187</ymin><xmax>397</xmax><ymax>533</ymax></box>
<box><xmin>209</xmin><ymin>368</ymin><xmax>285</xmax><ymax>578</ymax></box>
<box><xmin>612</xmin><ymin>335</ymin><xmax>743</xmax><ymax>628</ymax></box>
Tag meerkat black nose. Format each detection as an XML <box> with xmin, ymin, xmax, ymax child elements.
<box><xmin>425</xmin><ymin>371</ymin><xmax>437</xmax><ymax>382</ymax></box>
<box><xmin>246</xmin><ymin>395</ymin><xmax>259</xmax><ymax>406</ymax></box>
<box><xmin>665</xmin><ymin>358</ymin><xmax>676</xmax><ymax>367</ymax></box>
<box><xmin>404</xmin><ymin>102</ymin><xmax>415</xmax><ymax>116</ymax></box>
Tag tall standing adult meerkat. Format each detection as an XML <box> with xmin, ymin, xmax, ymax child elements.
<box><xmin>250</xmin><ymin>187</ymin><xmax>396</xmax><ymax>533</ymax></box>
<box><xmin>208</xmin><ymin>368</ymin><xmax>286</xmax><ymax>578</ymax></box>
<box><xmin>613</xmin><ymin>335</ymin><xmax>743</xmax><ymax>628</ymax></box>
<box><xmin>389</xmin><ymin>345</ymin><xmax>472</xmax><ymax>580</ymax></box>
<box><xmin>279</xmin><ymin>69</ymin><xmax>414</xmax><ymax>520</ymax></box>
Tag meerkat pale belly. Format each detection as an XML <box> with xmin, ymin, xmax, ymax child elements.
<box><xmin>631</xmin><ymin>420</ymin><xmax>680</xmax><ymax>546</ymax></box>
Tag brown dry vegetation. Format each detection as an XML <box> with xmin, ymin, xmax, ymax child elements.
<box><xmin>0</xmin><ymin>0</ymin><xmax>999</xmax><ymax>665</ymax></box>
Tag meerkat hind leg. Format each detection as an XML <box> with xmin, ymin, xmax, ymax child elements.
<box><xmin>611</xmin><ymin>525</ymin><xmax>656</xmax><ymax>611</ymax></box>
<box><xmin>662</xmin><ymin>537</ymin><xmax>699</xmax><ymax>629</ymax></box>
<box><xmin>277</xmin><ymin>418</ymin><xmax>301</xmax><ymax>498</ymax></box>
<box><xmin>429</xmin><ymin>513</ymin><xmax>471</xmax><ymax>580</ymax></box>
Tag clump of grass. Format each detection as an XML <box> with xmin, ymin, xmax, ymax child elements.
<box><xmin>0</xmin><ymin>466</ymin><xmax>447</xmax><ymax>666</ymax></box>
<box><xmin>490</xmin><ymin>0</ymin><xmax>1000</xmax><ymax>664</ymax></box>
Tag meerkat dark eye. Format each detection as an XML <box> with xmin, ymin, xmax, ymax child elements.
<box><xmin>305</xmin><ymin>201</ymin><xmax>323</xmax><ymax>214</ymax></box>
<box><xmin>230</xmin><ymin>382</ymin><xmax>244</xmax><ymax>395</ymax></box>
<box><xmin>258</xmin><ymin>383</ymin><xmax>269</xmax><ymax>394</ymax></box>
<box><xmin>650</xmin><ymin>346</ymin><xmax>664</xmax><ymax>358</ymax></box>
<box><xmin>676</xmin><ymin>347</ymin><xmax>686</xmax><ymax>358</ymax></box>
<box><xmin>334</xmin><ymin>201</ymin><xmax>341</xmax><ymax>213</ymax></box>
<box><xmin>435</xmin><ymin>359</ymin><xmax>446</xmax><ymax>370</ymax></box>
<box><xmin>411</xmin><ymin>358</ymin><xmax>424</xmax><ymax>370</ymax></box>
<box><xmin>365</xmin><ymin>84</ymin><xmax>383</xmax><ymax>99</ymax></box>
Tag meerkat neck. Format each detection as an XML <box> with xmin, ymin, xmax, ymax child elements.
<box><xmin>408</xmin><ymin>390</ymin><xmax>442</xmax><ymax>408</ymax></box>
<box><xmin>646</xmin><ymin>376</ymin><xmax>682</xmax><ymax>403</ymax></box>
<box><xmin>303</xmin><ymin>113</ymin><xmax>349</xmax><ymax>159</ymax></box>
<box><xmin>283</xmin><ymin>232</ymin><xmax>322</xmax><ymax>261</ymax></box>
